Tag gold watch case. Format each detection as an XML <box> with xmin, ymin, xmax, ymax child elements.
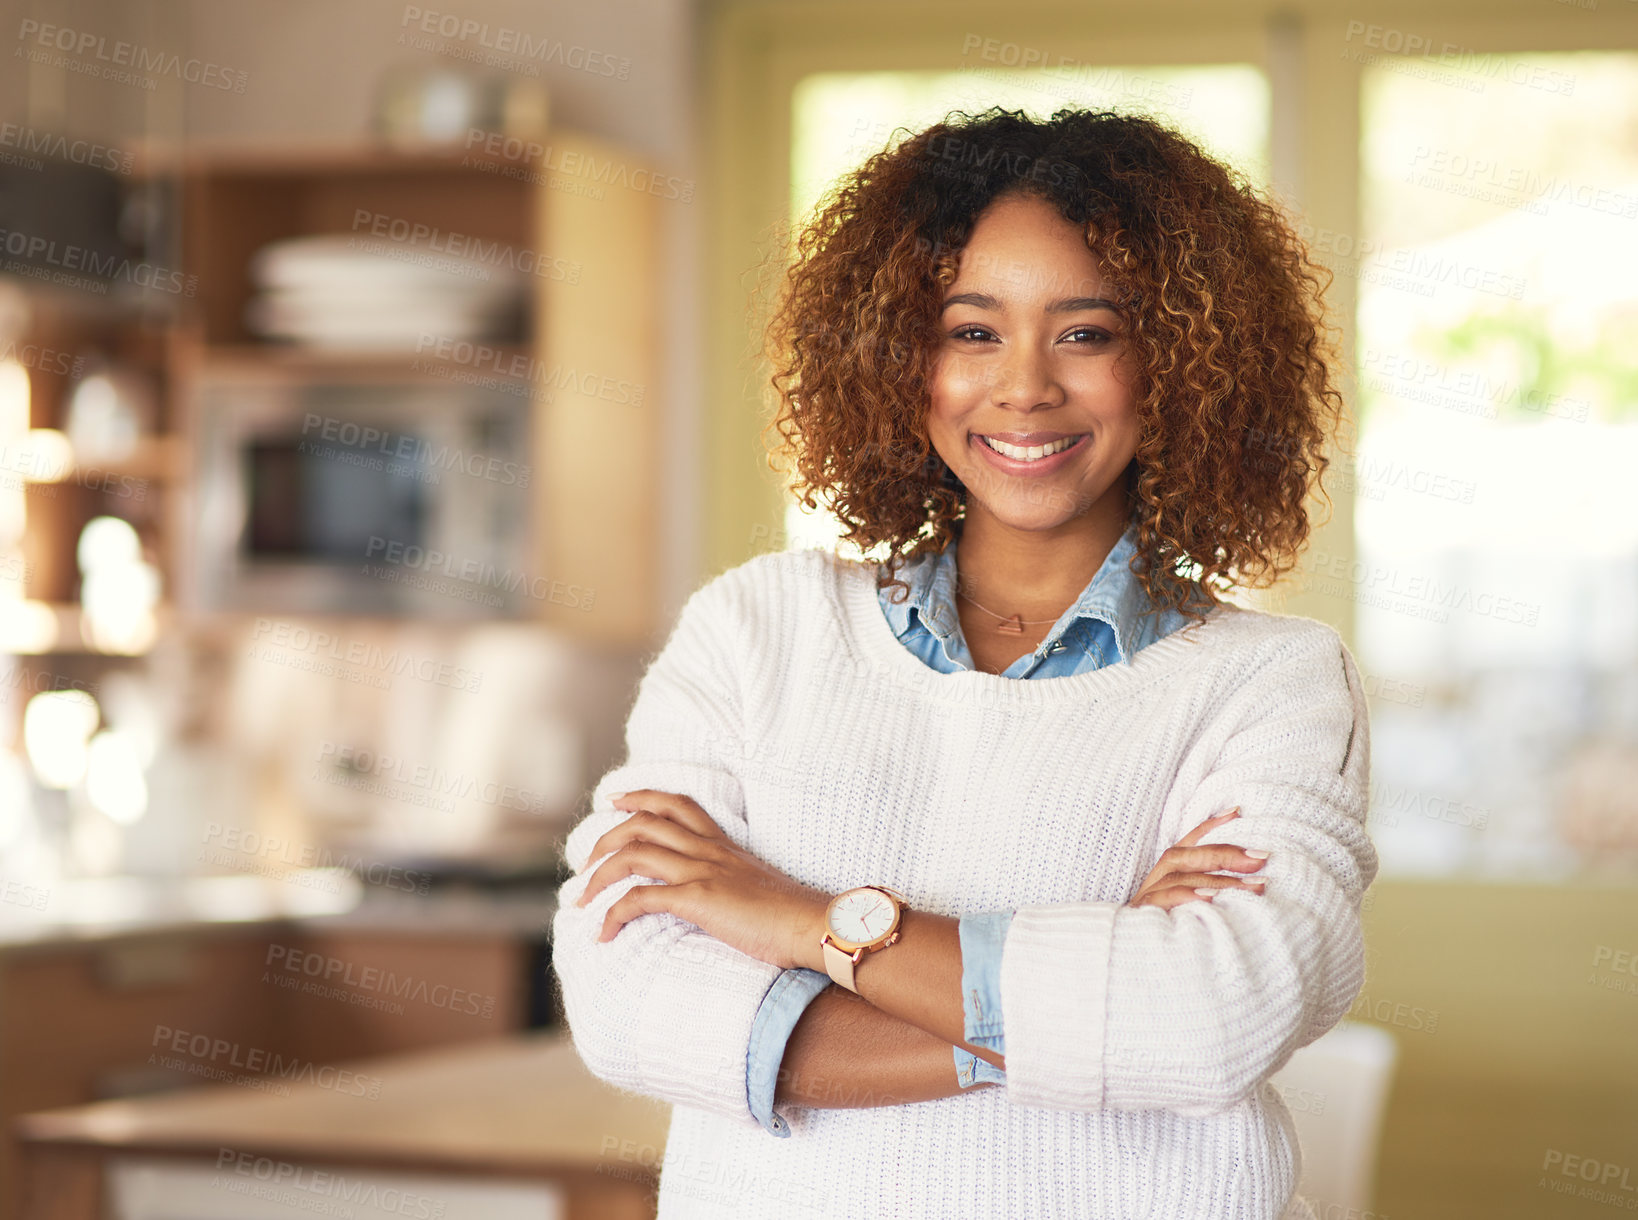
<box><xmin>821</xmin><ymin>884</ymin><xmax>906</xmax><ymax>952</ymax></box>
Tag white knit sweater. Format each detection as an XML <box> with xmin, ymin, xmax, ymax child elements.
<box><xmin>552</xmin><ymin>547</ymin><xmax>1377</xmax><ymax>1220</ymax></box>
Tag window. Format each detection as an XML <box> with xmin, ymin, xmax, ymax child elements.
<box><xmin>1354</xmin><ymin>51</ymin><xmax>1638</xmax><ymax>877</ymax></box>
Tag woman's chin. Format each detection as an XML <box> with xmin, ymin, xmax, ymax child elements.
<box><xmin>969</xmin><ymin>498</ymin><xmax>1091</xmax><ymax>535</ymax></box>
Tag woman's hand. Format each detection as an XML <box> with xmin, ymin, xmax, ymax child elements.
<box><xmin>1126</xmin><ymin>807</ymin><xmax>1270</xmax><ymax>910</ymax></box>
<box><xmin>572</xmin><ymin>789</ymin><xmax>832</xmax><ymax>971</ymax></box>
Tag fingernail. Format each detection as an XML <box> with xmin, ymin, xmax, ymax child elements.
<box><xmin>1243</xmin><ymin>849</ymin><xmax>1270</xmax><ymax>859</ymax></box>
<box><xmin>1194</xmin><ymin>888</ymin><xmax>1218</xmax><ymax>898</ymax></box>
<box><xmin>1244</xmin><ymin>878</ymin><xmax>1266</xmax><ymax>887</ymax></box>
<box><xmin>608</xmin><ymin>791</ymin><xmax>628</xmax><ymax>801</ymax></box>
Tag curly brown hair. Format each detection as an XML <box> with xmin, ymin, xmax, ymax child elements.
<box><xmin>761</xmin><ymin>106</ymin><xmax>1347</xmax><ymax>626</ymax></box>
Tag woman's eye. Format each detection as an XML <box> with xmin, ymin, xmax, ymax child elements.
<box><xmin>947</xmin><ymin>324</ymin><xmax>1116</xmax><ymax>345</ymax></box>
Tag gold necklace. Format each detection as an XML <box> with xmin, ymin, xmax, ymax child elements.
<box><xmin>956</xmin><ymin>589</ymin><xmax>1068</xmax><ymax>636</ymax></box>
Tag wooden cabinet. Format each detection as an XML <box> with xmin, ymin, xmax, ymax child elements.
<box><xmin>3</xmin><ymin>130</ymin><xmax>664</xmax><ymax>719</ymax></box>
<box><xmin>165</xmin><ymin>134</ymin><xmax>663</xmax><ymax>643</ymax></box>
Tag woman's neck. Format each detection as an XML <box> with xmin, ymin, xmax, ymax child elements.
<box><xmin>953</xmin><ymin>502</ymin><xmax>1128</xmax><ymax>622</ymax></box>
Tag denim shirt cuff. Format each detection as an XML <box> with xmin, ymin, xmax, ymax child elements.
<box><xmin>953</xmin><ymin>1043</ymin><xmax>1009</xmax><ymax>1088</ymax></box>
<box><xmin>746</xmin><ymin>967</ymin><xmax>831</xmax><ymax>1137</ymax></box>
<box><xmin>958</xmin><ymin>908</ymin><xmax>1013</xmax><ymax>1052</ymax></box>
<box><xmin>951</xmin><ymin>909</ymin><xmax>1012</xmax><ymax>1089</ymax></box>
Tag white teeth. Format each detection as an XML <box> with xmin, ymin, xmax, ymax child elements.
<box><xmin>982</xmin><ymin>435</ymin><xmax>1078</xmax><ymax>461</ymax></box>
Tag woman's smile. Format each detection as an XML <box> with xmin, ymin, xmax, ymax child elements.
<box><xmin>969</xmin><ymin>430</ymin><xmax>1090</xmax><ymax>476</ymax></box>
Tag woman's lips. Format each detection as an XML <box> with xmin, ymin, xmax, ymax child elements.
<box><xmin>970</xmin><ymin>431</ymin><xmax>1088</xmax><ymax>477</ymax></box>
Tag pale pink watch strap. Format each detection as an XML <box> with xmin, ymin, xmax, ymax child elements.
<box><xmin>822</xmin><ymin>939</ymin><xmax>862</xmax><ymax>992</ymax></box>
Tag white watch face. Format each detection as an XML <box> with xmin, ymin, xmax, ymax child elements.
<box><xmin>827</xmin><ymin>888</ymin><xmax>896</xmax><ymax>946</ymax></box>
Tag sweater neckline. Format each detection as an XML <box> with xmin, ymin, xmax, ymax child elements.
<box><xmin>832</xmin><ymin>554</ymin><xmax>1235</xmax><ymax>703</ymax></box>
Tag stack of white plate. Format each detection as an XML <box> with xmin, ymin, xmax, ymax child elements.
<box><xmin>245</xmin><ymin>234</ymin><xmax>527</xmax><ymax>351</ymax></box>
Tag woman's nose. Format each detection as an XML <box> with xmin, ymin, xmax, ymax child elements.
<box><xmin>990</xmin><ymin>345</ymin><xmax>1061</xmax><ymax>410</ymax></box>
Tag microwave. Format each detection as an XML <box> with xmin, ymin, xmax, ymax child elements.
<box><xmin>186</xmin><ymin>376</ymin><xmax>534</xmax><ymax>618</ymax></box>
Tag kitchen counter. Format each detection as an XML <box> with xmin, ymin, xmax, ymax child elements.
<box><xmin>0</xmin><ymin>873</ymin><xmax>563</xmax><ymax>1219</ymax></box>
<box><xmin>0</xmin><ymin>872</ymin><xmax>559</xmax><ymax>956</ymax></box>
<box><xmin>16</xmin><ymin>1030</ymin><xmax>670</xmax><ymax>1220</ymax></box>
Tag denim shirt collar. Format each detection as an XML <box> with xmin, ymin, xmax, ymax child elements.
<box><xmin>879</xmin><ymin>523</ymin><xmax>1170</xmax><ymax>667</ymax></box>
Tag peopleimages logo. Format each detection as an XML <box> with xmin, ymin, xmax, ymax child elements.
<box><xmin>264</xmin><ymin>944</ymin><xmax>497</xmax><ymax>1019</ymax></box>
<box><xmin>1340</xmin><ymin>20</ymin><xmax>1576</xmax><ymax>96</ymax></box>
<box><xmin>199</xmin><ymin>822</ymin><xmax>433</xmax><ymax>895</ymax></box>
<box><xmin>150</xmin><ymin>1026</ymin><xmax>383</xmax><ymax>1098</ymax></box>
<box><xmin>213</xmin><ymin>1150</ymin><xmax>447</xmax><ymax>1220</ymax></box>
<box><xmin>0</xmin><ymin>123</ymin><xmax>133</xmax><ymax>173</ymax></box>
<box><xmin>398</xmin><ymin>6</ymin><xmax>630</xmax><ymax>80</ymax></box>
<box><xmin>299</xmin><ymin>412</ymin><xmax>532</xmax><ymax>488</ymax></box>
<box><xmin>1540</xmin><ymin>1149</ymin><xmax>1638</xmax><ymax>1206</ymax></box>
<box><xmin>0</xmin><ymin>226</ymin><xmax>196</xmax><ymax>295</ymax></box>
<box><xmin>461</xmin><ymin>129</ymin><xmax>693</xmax><ymax>203</ymax></box>
<box><xmin>14</xmin><ymin>19</ymin><xmax>248</xmax><ymax>91</ymax></box>
<box><xmin>412</xmin><ymin>334</ymin><xmax>645</xmax><ymax>408</ymax></box>
<box><xmin>349</xmin><ymin>208</ymin><xmax>582</xmax><ymax>283</ymax></box>
<box><xmin>1304</xmin><ymin>550</ymin><xmax>1540</xmax><ymax>627</ymax></box>
<box><xmin>363</xmin><ymin>535</ymin><xmax>596</xmax><ymax>611</ymax></box>
<box><xmin>0</xmin><ymin>880</ymin><xmax>49</xmax><ymax>910</ymax></box>
<box><xmin>249</xmin><ymin>618</ymin><xmax>485</xmax><ymax>694</ymax></box>
<box><xmin>315</xmin><ymin>741</ymin><xmax>551</xmax><ymax>814</ymax></box>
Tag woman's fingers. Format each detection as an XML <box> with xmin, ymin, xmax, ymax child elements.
<box><xmin>582</xmin><ymin>809</ymin><xmax>706</xmax><ymax>881</ymax></box>
<box><xmin>578</xmin><ymin>839</ymin><xmax>709</xmax><ymax>914</ymax></box>
<box><xmin>1132</xmin><ymin>883</ymin><xmax>1245</xmax><ymax>911</ymax></box>
<box><xmin>1156</xmin><ymin>871</ymin><xmax>1266</xmax><ymax>894</ymax></box>
<box><xmin>611</xmin><ymin>789</ymin><xmax>723</xmax><ymax>838</ymax></box>
<box><xmin>1127</xmin><ymin>824</ymin><xmax>1272</xmax><ymax>909</ymax></box>
<box><xmin>575</xmin><ymin>791</ymin><xmax>734</xmax><ymax>907</ymax></box>
<box><xmin>1173</xmin><ymin>806</ymin><xmax>1241</xmax><ymax>848</ymax></box>
<box><xmin>1131</xmin><ymin>886</ymin><xmax>1203</xmax><ymax>911</ymax></box>
<box><xmin>1130</xmin><ymin>874</ymin><xmax>1265</xmax><ymax>910</ymax></box>
<box><xmin>1158</xmin><ymin>842</ymin><xmax>1270</xmax><ymax>875</ymax></box>
<box><xmin>1131</xmin><ymin>843</ymin><xmax>1268</xmax><ymax>899</ymax></box>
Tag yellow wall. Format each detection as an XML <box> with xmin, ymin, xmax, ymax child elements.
<box><xmin>1363</xmin><ymin>880</ymin><xmax>1638</xmax><ymax>1218</ymax></box>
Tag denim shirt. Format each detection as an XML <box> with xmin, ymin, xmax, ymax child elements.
<box><xmin>745</xmin><ymin>523</ymin><xmax>1194</xmax><ymax>1136</ymax></box>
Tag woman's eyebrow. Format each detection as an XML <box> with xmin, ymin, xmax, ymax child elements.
<box><xmin>1047</xmin><ymin>295</ymin><xmax>1122</xmax><ymax>314</ymax></box>
<box><xmin>940</xmin><ymin>291</ymin><xmax>1122</xmax><ymax>314</ymax></box>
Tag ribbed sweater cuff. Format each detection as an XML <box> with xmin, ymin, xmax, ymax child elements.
<box><xmin>630</xmin><ymin>928</ymin><xmax>785</xmax><ymax>1124</ymax></box>
<box><xmin>999</xmin><ymin>901</ymin><xmax>1119</xmax><ymax>1109</ymax></box>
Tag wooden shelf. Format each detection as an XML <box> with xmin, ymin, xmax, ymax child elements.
<box><xmin>17</xmin><ymin>437</ymin><xmax>184</xmax><ymax>484</ymax></box>
<box><xmin>192</xmin><ymin>342</ymin><xmax>537</xmax><ymax>384</ymax></box>
<box><xmin>0</xmin><ymin>602</ymin><xmax>170</xmax><ymax>657</ymax></box>
<box><xmin>129</xmin><ymin>139</ymin><xmax>542</xmax><ymax>180</ymax></box>
<box><xmin>179</xmin><ymin>150</ymin><xmax>536</xmax><ymax>350</ymax></box>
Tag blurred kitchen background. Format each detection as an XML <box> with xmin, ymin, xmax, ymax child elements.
<box><xmin>0</xmin><ymin>1</ymin><xmax>1633</xmax><ymax>1218</ymax></box>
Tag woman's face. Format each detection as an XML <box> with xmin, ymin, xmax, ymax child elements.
<box><xmin>927</xmin><ymin>191</ymin><xmax>1139</xmax><ymax>537</ymax></box>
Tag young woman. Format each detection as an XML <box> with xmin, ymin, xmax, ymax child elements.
<box><xmin>552</xmin><ymin>107</ymin><xmax>1378</xmax><ymax>1220</ymax></box>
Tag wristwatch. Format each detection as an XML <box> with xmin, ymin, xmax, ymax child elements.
<box><xmin>820</xmin><ymin>885</ymin><xmax>906</xmax><ymax>993</ymax></box>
